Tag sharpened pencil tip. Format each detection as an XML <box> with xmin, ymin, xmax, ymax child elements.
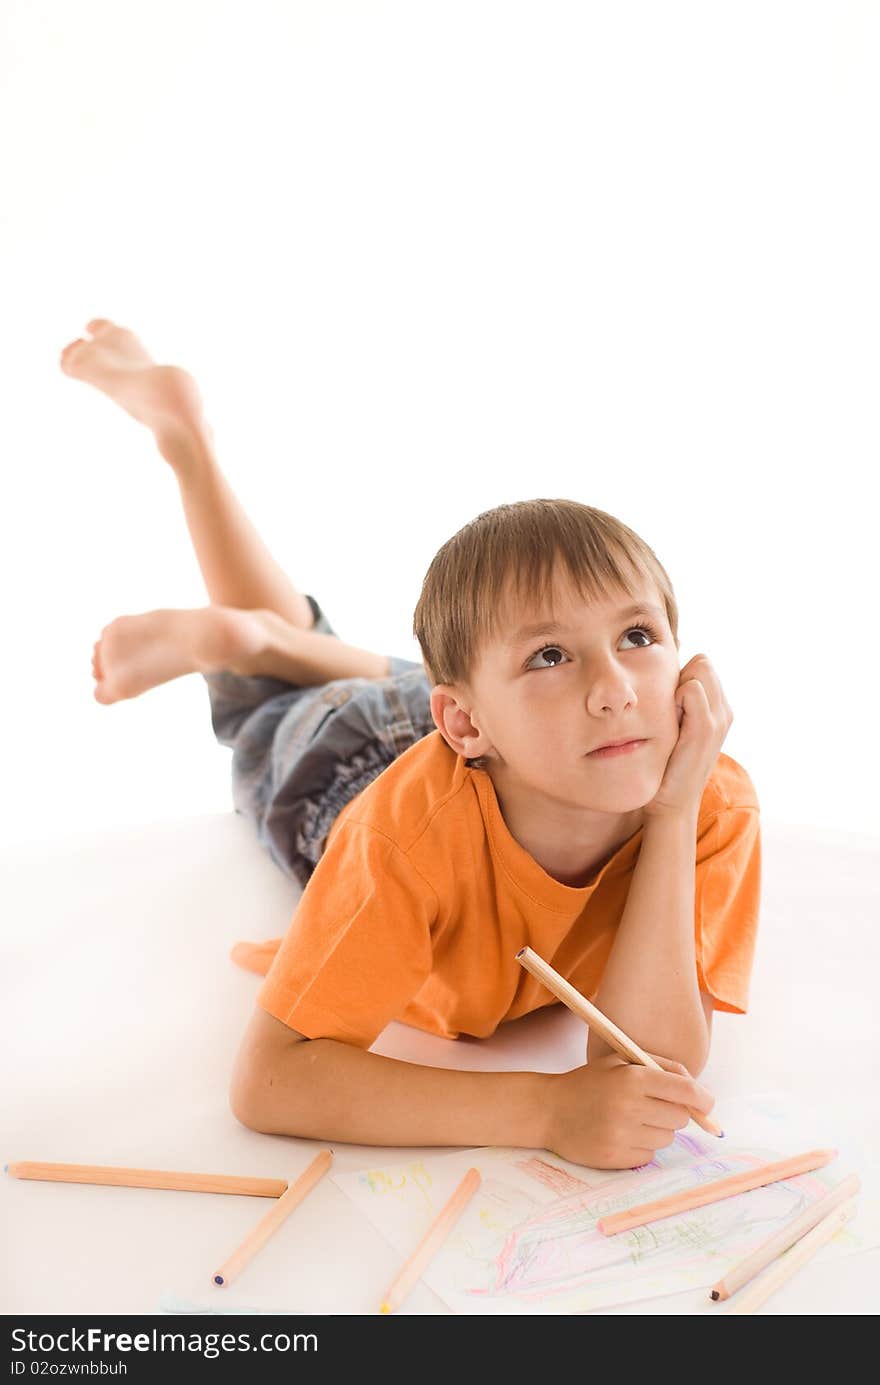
<box><xmin>710</xmin><ymin>1290</ymin><xmax>720</xmax><ymax>1301</ymax></box>
<box><xmin>380</xmin><ymin>1302</ymin><xmax>391</xmax><ymax>1314</ymax></box>
<box><xmin>213</xmin><ymin>1276</ymin><xmax>225</xmax><ymax>1286</ymax></box>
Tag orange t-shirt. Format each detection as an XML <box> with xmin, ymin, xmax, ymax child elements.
<box><xmin>232</xmin><ymin>730</ymin><xmax>761</xmax><ymax>1047</ymax></box>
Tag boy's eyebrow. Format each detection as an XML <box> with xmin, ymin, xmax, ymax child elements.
<box><xmin>504</xmin><ymin>602</ymin><xmax>666</xmax><ymax>647</ymax></box>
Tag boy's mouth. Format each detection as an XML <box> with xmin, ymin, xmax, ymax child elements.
<box><xmin>586</xmin><ymin>738</ymin><xmax>647</xmax><ymax>759</ymax></box>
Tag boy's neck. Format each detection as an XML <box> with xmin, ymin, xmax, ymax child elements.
<box><xmin>485</xmin><ymin>766</ymin><xmax>645</xmax><ymax>888</ymax></box>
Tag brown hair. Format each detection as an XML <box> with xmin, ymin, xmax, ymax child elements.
<box><xmin>412</xmin><ymin>497</ymin><xmax>679</xmax><ymax>697</ymax></box>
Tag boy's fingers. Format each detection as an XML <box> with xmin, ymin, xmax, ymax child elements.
<box><xmin>600</xmin><ymin>1053</ymin><xmax>716</xmax><ymax>1113</ymax></box>
<box><xmin>645</xmin><ymin>1053</ymin><xmax>715</xmax><ymax>1110</ymax></box>
<box><xmin>648</xmin><ymin>1053</ymin><xmax>690</xmax><ymax>1077</ymax></box>
<box><xmin>647</xmin><ymin>1068</ymin><xmax>715</xmax><ymax>1114</ymax></box>
<box><xmin>629</xmin><ymin>1149</ymin><xmax>658</xmax><ymax>1166</ymax></box>
<box><xmin>642</xmin><ymin>1097</ymin><xmax>692</xmax><ymax>1132</ymax></box>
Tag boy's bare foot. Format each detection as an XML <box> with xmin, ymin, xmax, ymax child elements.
<box><xmin>92</xmin><ymin>606</ymin><xmax>393</xmax><ymax>703</ymax></box>
<box><xmin>91</xmin><ymin>607</ymin><xmax>268</xmax><ymax>704</ymax></box>
<box><xmin>60</xmin><ymin>319</ymin><xmax>210</xmax><ymax>470</ymax></box>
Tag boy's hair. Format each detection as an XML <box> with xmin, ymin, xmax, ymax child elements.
<box><xmin>412</xmin><ymin>497</ymin><xmax>680</xmax><ymax>697</ymax></box>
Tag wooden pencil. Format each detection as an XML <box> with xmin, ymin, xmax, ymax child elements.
<box><xmin>515</xmin><ymin>946</ymin><xmax>723</xmax><ymax>1138</ymax></box>
<box><xmin>597</xmin><ymin>1147</ymin><xmax>837</xmax><ymax>1236</ymax></box>
<box><xmin>724</xmin><ymin>1196</ymin><xmax>859</xmax><ymax>1314</ymax></box>
<box><xmin>710</xmin><ymin>1171</ymin><xmax>862</xmax><ymax>1301</ymax></box>
<box><xmin>4</xmin><ymin>1161</ymin><xmax>287</xmax><ymax>1199</ymax></box>
<box><xmin>380</xmin><ymin>1167</ymin><xmax>481</xmax><ymax>1314</ymax></box>
<box><xmin>212</xmin><ymin>1149</ymin><xmax>333</xmax><ymax>1287</ymax></box>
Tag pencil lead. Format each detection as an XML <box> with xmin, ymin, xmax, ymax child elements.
<box><xmin>710</xmin><ymin>1290</ymin><xmax>720</xmax><ymax>1301</ymax></box>
<box><xmin>380</xmin><ymin>1302</ymin><xmax>392</xmax><ymax>1314</ymax></box>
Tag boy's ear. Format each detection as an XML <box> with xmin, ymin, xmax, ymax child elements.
<box><xmin>429</xmin><ymin>685</ymin><xmax>491</xmax><ymax>761</ymax></box>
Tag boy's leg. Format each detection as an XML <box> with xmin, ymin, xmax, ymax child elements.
<box><xmin>61</xmin><ymin>319</ymin><xmax>390</xmax><ymax>679</ymax></box>
<box><xmin>91</xmin><ymin>604</ymin><xmax>393</xmax><ymax>705</ymax></box>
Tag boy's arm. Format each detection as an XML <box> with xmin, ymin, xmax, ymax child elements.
<box><xmin>230</xmin><ymin>999</ymin><xmax>717</xmax><ymax>1169</ymax></box>
<box><xmin>587</xmin><ymin>811</ymin><xmax>711</xmax><ymax>1076</ymax></box>
<box><xmin>229</xmin><ymin>1006</ymin><xmax>552</xmax><ymax>1149</ymax></box>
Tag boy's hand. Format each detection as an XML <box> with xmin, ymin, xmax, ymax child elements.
<box><xmin>643</xmin><ymin>654</ymin><xmax>733</xmax><ymax>822</ymax></box>
<box><xmin>545</xmin><ymin>1052</ymin><xmax>716</xmax><ymax>1169</ymax></box>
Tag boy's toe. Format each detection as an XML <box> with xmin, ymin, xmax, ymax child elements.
<box><xmin>60</xmin><ymin>339</ymin><xmax>86</xmax><ymax>370</ymax></box>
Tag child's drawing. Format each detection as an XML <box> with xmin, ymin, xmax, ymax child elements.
<box><xmin>333</xmin><ymin>1134</ymin><xmax>863</xmax><ymax>1314</ymax></box>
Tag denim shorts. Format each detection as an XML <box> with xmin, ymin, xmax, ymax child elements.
<box><xmin>202</xmin><ymin>594</ymin><xmax>436</xmax><ymax>889</ymax></box>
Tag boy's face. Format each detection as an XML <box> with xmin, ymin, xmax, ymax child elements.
<box><xmin>431</xmin><ymin>572</ymin><xmax>683</xmax><ymax>820</ymax></box>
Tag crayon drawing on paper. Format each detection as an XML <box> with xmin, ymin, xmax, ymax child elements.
<box><xmin>333</xmin><ymin>1133</ymin><xmax>860</xmax><ymax>1314</ymax></box>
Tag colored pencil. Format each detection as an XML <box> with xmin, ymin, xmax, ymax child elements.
<box><xmin>597</xmin><ymin>1147</ymin><xmax>837</xmax><ymax>1236</ymax></box>
<box><xmin>212</xmin><ymin>1149</ymin><xmax>333</xmax><ymax>1287</ymax></box>
<box><xmin>380</xmin><ymin>1167</ymin><xmax>481</xmax><ymax>1314</ymax></box>
<box><xmin>724</xmin><ymin>1196</ymin><xmax>859</xmax><ymax>1314</ymax></box>
<box><xmin>710</xmin><ymin>1172</ymin><xmax>861</xmax><ymax>1300</ymax></box>
<box><xmin>4</xmin><ymin>1161</ymin><xmax>287</xmax><ymax>1199</ymax></box>
<box><xmin>515</xmin><ymin>946</ymin><xmax>723</xmax><ymax>1137</ymax></box>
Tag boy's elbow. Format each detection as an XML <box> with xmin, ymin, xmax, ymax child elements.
<box><xmin>228</xmin><ymin>1049</ymin><xmax>272</xmax><ymax>1131</ymax></box>
<box><xmin>684</xmin><ymin>1045</ymin><xmax>710</xmax><ymax>1080</ymax></box>
<box><xmin>228</xmin><ymin>1047</ymin><xmax>312</xmax><ymax>1134</ymax></box>
<box><xmin>228</xmin><ymin>1007</ymin><xmax>311</xmax><ymax>1133</ymax></box>
<box><xmin>674</xmin><ymin>1026</ymin><xmax>712</xmax><ymax>1079</ymax></box>
<box><xmin>229</xmin><ymin>1067</ymin><xmax>265</xmax><ymax>1132</ymax></box>
<box><xmin>688</xmin><ymin>995</ymin><xmax>714</xmax><ymax>1077</ymax></box>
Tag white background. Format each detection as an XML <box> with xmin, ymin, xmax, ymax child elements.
<box><xmin>1</xmin><ymin>0</ymin><xmax>878</xmax><ymax>848</ymax></box>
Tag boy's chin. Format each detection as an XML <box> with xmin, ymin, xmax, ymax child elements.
<box><xmin>573</xmin><ymin>784</ymin><xmax>654</xmax><ymax>815</ymax></box>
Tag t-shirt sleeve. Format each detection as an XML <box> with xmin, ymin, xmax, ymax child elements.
<box><xmin>694</xmin><ymin>807</ymin><xmax>762</xmax><ymax>1014</ymax></box>
<box><xmin>255</xmin><ymin>819</ymin><xmax>438</xmax><ymax>1048</ymax></box>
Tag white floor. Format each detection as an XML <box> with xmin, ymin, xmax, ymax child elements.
<box><xmin>2</xmin><ymin>813</ymin><xmax>878</xmax><ymax>1315</ymax></box>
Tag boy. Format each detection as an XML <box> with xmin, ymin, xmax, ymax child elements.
<box><xmin>62</xmin><ymin>320</ymin><xmax>760</xmax><ymax>1171</ymax></box>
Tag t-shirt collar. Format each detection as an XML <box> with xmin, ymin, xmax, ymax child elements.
<box><xmin>470</xmin><ymin>766</ymin><xmax>644</xmax><ymax>910</ymax></box>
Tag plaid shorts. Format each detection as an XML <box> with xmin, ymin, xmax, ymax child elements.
<box><xmin>202</xmin><ymin>594</ymin><xmax>435</xmax><ymax>889</ymax></box>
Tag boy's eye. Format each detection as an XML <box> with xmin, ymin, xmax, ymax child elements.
<box><xmin>526</xmin><ymin>645</ymin><xmax>569</xmax><ymax>670</ymax></box>
<box><xmin>525</xmin><ymin>625</ymin><xmax>659</xmax><ymax>671</ymax></box>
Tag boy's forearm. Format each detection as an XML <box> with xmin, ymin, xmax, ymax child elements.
<box><xmin>238</xmin><ymin>1036</ymin><xmax>555</xmax><ymax>1150</ymax></box>
<box><xmin>589</xmin><ymin>811</ymin><xmax>709</xmax><ymax>1073</ymax></box>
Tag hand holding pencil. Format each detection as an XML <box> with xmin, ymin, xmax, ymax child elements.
<box><xmin>516</xmin><ymin>947</ymin><xmax>721</xmax><ymax>1169</ymax></box>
